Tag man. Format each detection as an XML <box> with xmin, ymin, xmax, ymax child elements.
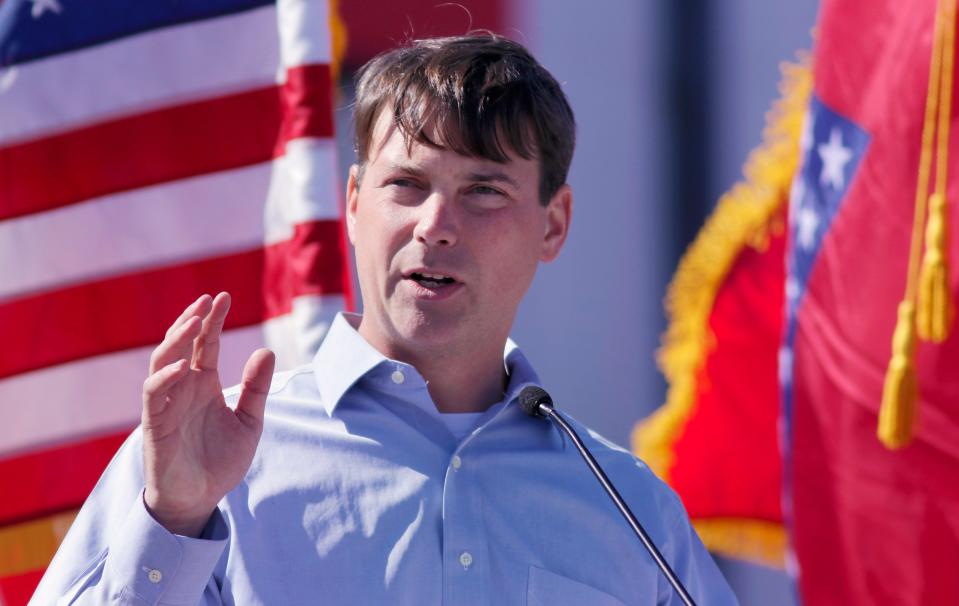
<box><xmin>32</xmin><ymin>34</ymin><xmax>737</xmax><ymax>605</ymax></box>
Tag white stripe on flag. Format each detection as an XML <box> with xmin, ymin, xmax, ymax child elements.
<box><xmin>0</xmin><ymin>5</ymin><xmax>280</xmax><ymax>145</ymax></box>
<box><xmin>263</xmin><ymin>294</ymin><xmax>347</xmax><ymax>370</ymax></box>
<box><xmin>0</xmin><ymin>163</ymin><xmax>273</xmax><ymax>301</ymax></box>
<box><xmin>0</xmin><ymin>324</ymin><xmax>266</xmax><ymax>457</ymax></box>
<box><xmin>277</xmin><ymin>0</ymin><xmax>333</xmax><ymax>70</ymax></box>
<box><xmin>264</xmin><ymin>137</ymin><xmax>342</xmax><ymax>245</ymax></box>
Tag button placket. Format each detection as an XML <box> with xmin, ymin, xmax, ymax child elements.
<box><xmin>442</xmin><ymin>431</ymin><xmax>490</xmax><ymax>602</ymax></box>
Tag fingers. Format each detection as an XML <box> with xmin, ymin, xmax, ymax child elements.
<box><xmin>142</xmin><ymin>359</ymin><xmax>190</xmax><ymax>416</ymax></box>
<box><xmin>234</xmin><ymin>348</ymin><xmax>275</xmax><ymax>430</ymax></box>
<box><xmin>150</xmin><ymin>293</ymin><xmax>227</xmax><ymax>374</ymax></box>
<box><xmin>165</xmin><ymin>294</ymin><xmax>212</xmax><ymax>339</ymax></box>
<box><xmin>150</xmin><ymin>315</ymin><xmax>203</xmax><ymax>374</ymax></box>
<box><xmin>150</xmin><ymin>294</ymin><xmax>212</xmax><ymax>374</ymax></box>
<box><xmin>192</xmin><ymin>292</ymin><xmax>231</xmax><ymax>371</ymax></box>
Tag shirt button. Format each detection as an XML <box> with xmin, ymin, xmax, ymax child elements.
<box><xmin>391</xmin><ymin>370</ymin><xmax>405</xmax><ymax>384</ymax></box>
<box><xmin>451</xmin><ymin>455</ymin><xmax>462</xmax><ymax>470</ymax></box>
<box><xmin>147</xmin><ymin>569</ymin><xmax>162</xmax><ymax>584</ymax></box>
<box><xmin>459</xmin><ymin>551</ymin><xmax>473</xmax><ymax>569</ymax></box>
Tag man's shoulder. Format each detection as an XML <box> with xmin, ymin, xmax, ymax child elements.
<box><xmin>562</xmin><ymin>413</ymin><xmax>645</xmax><ymax>468</ymax></box>
<box><xmin>223</xmin><ymin>364</ymin><xmax>319</xmax><ymax>405</ymax></box>
<box><xmin>561</xmin><ymin>413</ymin><xmax>688</xmax><ymax>520</ymax></box>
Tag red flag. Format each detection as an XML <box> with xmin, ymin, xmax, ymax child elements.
<box><xmin>784</xmin><ymin>0</ymin><xmax>959</xmax><ymax>602</ymax></box>
<box><xmin>634</xmin><ymin>59</ymin><xmax>811</xmax><ymax>568</ymax></box>
<box><xmin>0</xmin><ymin>2</ymin><xmax>349</xmax><ymax>602</ymax></box>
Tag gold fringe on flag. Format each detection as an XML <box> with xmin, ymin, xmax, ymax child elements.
<box><xmin>328</xmin><ymin>0</ymin><xmax>348</xmax><ymax>83</ymax></box>
<box><xmin>632</xmin><ymin>55</ymin><xmax>812</xmax><ymax>569</ymax></box>
<box><xmin>879</xmin><ymin>0</ymin><xmax>956</xmax><ymax>449</ymax></box>
<box><xmin>0</xmin><ymin>511</ymin><xmax>77</xmax><ymax>579</ymax></box>
<box><xmin>692</xmin><ymin>518</ymin><xmax>788</xmax><ymax>569</ymax></box>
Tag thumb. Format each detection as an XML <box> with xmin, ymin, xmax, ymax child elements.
<box><xmin>235</xmin><ymin>348</ymin><xmax>275</xmax><ymax>429</ymax></box>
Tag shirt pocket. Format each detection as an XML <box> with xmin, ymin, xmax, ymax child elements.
<box><xmin>526</xmin><ymin>565</ymin><xmax>629</xmax><ymax>606</ymax></box>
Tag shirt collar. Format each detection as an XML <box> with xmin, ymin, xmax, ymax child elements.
<box><xmin>312</xmin><ymin>312</ymin><xmax>542</xmax><ymax>415</ymax></box>
<box><xmin>501</xmin><ymin>338</ymin><xmax>542</xmax><ymax>408</ymax></box>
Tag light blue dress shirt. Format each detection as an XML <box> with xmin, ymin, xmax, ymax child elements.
<box><xmin>32</xmin><ymin>313</ymin><xmax>738</xmax><ymax>606</ymax></box>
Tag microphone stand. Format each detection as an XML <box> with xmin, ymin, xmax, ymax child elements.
<box><xmin>524</xmin><ymin>391</ymin><xmax>697</xmax><ymax>606</ymax></box>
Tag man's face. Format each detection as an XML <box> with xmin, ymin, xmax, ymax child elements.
<box><xmin>346</xmin><ymin>111</ymin><xmax>572</xmax><ymax>361</ymax></box>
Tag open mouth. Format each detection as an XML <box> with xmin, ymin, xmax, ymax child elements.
<box><xmin>408</xmin><ymin>272</ymin><xmax>457</xmax><ymax>288</ymax></box>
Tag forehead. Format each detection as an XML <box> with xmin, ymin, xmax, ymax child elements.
<box><xmin>366</xmin><ymin>110</ymin><xmax>538</xmax><ymax>177</ymax></box>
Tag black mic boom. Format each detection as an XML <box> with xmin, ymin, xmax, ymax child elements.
<box><xmin>518</xmin><ymin>386</ymin><xmax>697</xmax><ymax>606</ymax></box>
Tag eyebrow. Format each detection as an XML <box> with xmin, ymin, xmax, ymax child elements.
<box><xmin>386</xmin><ymin>163</ymin><xmax>428</xmax><ymax>178</ymax></box>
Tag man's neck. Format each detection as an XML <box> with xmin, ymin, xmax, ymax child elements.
<box><xmin>415</xmin><ymin>347</ymin><xmax>507</xmax><ymax>414</ymax></box>
<box><xmin>353</xmin><ymin>315</ymin><xmax>510</xmax><ymax>413</ymax></box>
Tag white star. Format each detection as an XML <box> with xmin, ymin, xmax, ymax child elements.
<box><xmin>779</xmin><ymin>346</ymin><xmax>794</xmax><ymax>385</ymax></box>
<box><xmin>785</xmin><ymin>275</ymin><xmax>800</xmax><ymax>302</ymax></box>
<box><xmin>31</xmin><ymin>0</ymin><xmax>62</xmax><ymax>18</ymax></box>
<box><xmin>789</xmin><ymin>175</ymin><xmax>806</xmax><ymax>221</ymax></box>
<box><xmin>799</xmin><ymin>112</ymin><xmax>814</xmax><ymax>153</ymax></box>
<box><xmin>796</xmin><ymin>205</ymin><xmax>820</xmax><ymax>250</ymax></box>
<box><xmin>818</xmin><ymin>127</ymin><xmax>853</xmax><ymax>190</ymax></box>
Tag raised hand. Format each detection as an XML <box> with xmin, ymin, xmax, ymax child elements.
<box><xmin>141</xmin><ymin>292</ymin><xmax>275</xmax><ymax>537</ymax></box>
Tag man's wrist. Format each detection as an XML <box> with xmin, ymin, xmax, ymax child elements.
<box><xmin>143</xmin><ymin>489</ymin><xmax>215</xmax><ymax>538</ymax></box>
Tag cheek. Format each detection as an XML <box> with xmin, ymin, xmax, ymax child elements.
<box><xmin>478</xmin><ymin>220</ymin><xmax>542</xmax><ymax>289</ymax></box>
<box><xmin>354</xmin><ymin>204</ymin><xmax>413</xmax><ymax>272</ymax></box>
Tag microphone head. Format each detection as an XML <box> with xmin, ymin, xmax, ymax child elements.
<box><xmin>518</xmin><ymin>386</ymin><xmax>553</xmax><ymax>418</ymax></box>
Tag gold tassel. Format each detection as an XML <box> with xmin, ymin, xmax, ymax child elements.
<box><xmin>917</xmin><ymin>193</ymin><xmax>955</xmax><ymax>341</ymax></box>
<box><xmin>878</xmin><ymin>302</ymin><xmax>919</xmax><ymax>449</ymax></box>
<box><xmin>878</xmin><ymin>0</ymin><xmax>955</xmax><ymax>449</ymax></box>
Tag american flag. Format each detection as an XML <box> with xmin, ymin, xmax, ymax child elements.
<box><xmin>0</xmin><ymin>0</ymin><xmax>349</xmax><ymax>602</ymax></box>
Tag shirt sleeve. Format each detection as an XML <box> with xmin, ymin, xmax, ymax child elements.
<box><xmin>658</xmin><ymin>509</ymin><xmax>741</xmax><ymax>606</ymax></box>
<box><xmin>58</xmin><ymin>492</ymin><xmax>229</xmax><ymax>605</ymax></box>
<box><xmin>29</xmin><ymin>429</ymin><xmax>229</xmax><ymax>606</ymax></box>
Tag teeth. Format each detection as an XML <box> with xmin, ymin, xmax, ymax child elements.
<box><xmin>410</xmin><ymin>271</ymin><xmax>455</xmax><ymax>287</ymax></box>
<box><xmin>411</xmin><ymin>272</ymin><xmax>452</xmax><ymax>281</ymax></box>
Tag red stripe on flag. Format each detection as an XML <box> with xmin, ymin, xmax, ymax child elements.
<box><xmin>277</xmin><ymin>64</ymin><xmax>335</xmax><ymax>154</ymax></box>
<box><xmin>0</xmin><ymin>220</ymin><xmax>345</xmax><ymax>379</ymax></box>
<box><xmin>0</xmin><ymin>567</ymin><xmax>44</xmax><ymax>606</ymax></box>
<box><xmin>0</xmin><ymin>433</ymin><xmax>128</xmax><ymax>527</ymax></box>
<box><xmin>264</xmin><ymin>220</ymin><xmax>349</xmax><ymax>316</ymax></box>
<box><xmin>0</xmin><ymin>69</ymin><xmax>335</xmax><ymax>222</ymax></box>
<box><xmin>0</xmin><ymin>88</ymin><xmax>280</xmax><ymax>222</ymax></box>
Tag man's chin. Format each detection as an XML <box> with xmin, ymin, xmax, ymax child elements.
<box><xmin>394</xmin><ymin>318</ymin><xmax>463</xmax><ymax>347</ymax></box>
<box><xmin>380</xmin><ymin>306</ymin><xmax>473</xmax><ymax>347</ymax></box>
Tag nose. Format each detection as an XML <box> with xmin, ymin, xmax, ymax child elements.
<box><xmin>413</xmin><ymin>192</ymin><xmax>458</xmax><ymax>247</ymax></box>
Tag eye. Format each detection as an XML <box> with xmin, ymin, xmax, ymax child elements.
<box><xmin>469</xmin><ymin>185</ymin><xmax>504</xmax><ymax>196</ymax></box>
<box><xmin>466</xmin><ymin>185</ymin><xmax>509</xmax><ymax>211</ymax></box>
<box><xmin>388</xmin><ymin>177</ymin><xmax>419</xmax><ymax>188</ymax></box>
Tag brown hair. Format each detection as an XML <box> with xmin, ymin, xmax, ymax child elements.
<box><xmin>352</xmin><ymin>33</ymin><xmax>576</xmax><ymax>204</ymax></box>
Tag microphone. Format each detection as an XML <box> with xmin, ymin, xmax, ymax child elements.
<box><xmin>518</xmin><ymin>386</ymin><xmax>697</xmax><ymax>606</ymax></box>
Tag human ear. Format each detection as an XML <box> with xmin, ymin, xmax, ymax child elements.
<box><xmin>346</xmin><ymin>164</ymin><xmax>361</xmax><ymax>245</ymax></box>
<box><xmin>540</xmin><ymin>184</ymin><xmax>572</xmax><ymax>262</ymax></box>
